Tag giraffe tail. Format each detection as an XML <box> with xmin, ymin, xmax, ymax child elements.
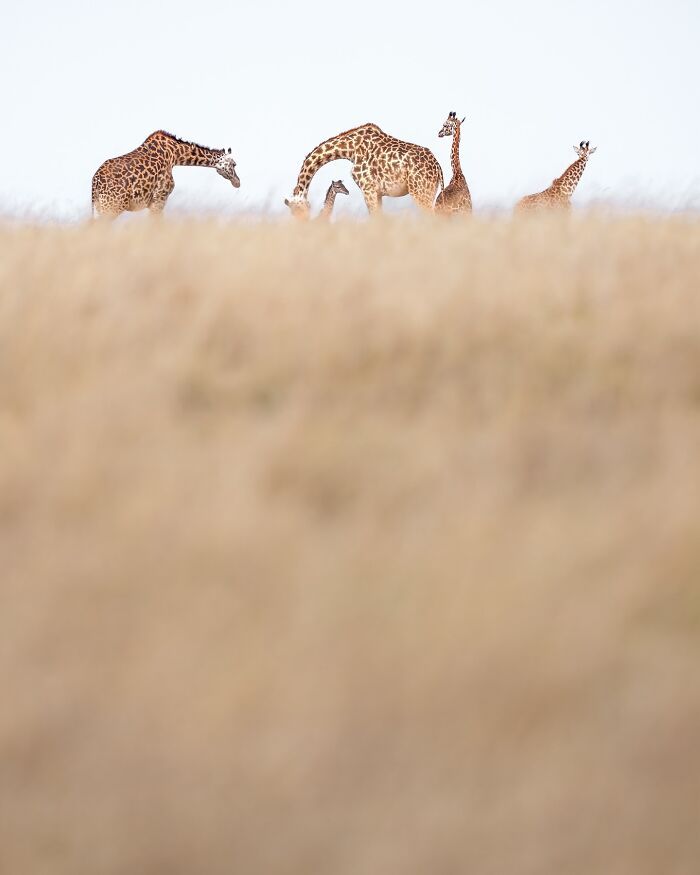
<box><xmin>433</xmin><ymin>163</ymin><xmax>445</xmax><ymax>210</ymax></box>
<box><xmin>91</xmin><ymin>175</ymin><xmax>98</xmax><ymax>220</ymax></box>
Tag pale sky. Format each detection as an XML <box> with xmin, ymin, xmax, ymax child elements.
<box><xmin>2</xmin><ymin>0</ymin><xmax>699</xmax><ymax>219</ymax></box>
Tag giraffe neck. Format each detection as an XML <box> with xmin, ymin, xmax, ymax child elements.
<box><xmin>450</xmin><ymin>124</ymin><xmax>464</xmax><ymax>180</ymax></box>
<box><xmin>293</xmin><ymin>131</ymin><xmax>362</xmax><ymax>197</ymax></box>
<box><xmin>146</xmin><ymin>132</ymin><xmax>223</xmax><ymax>168</ymax></box>
<box><xmin>320</xmin><ymin>188</ymin><xmax>338</xmax><ymax>219</ymax></box>
<box><xmin>170</xmin><ymin>141</ymin><xmax>223</xmax><ymax>168</ymax></box>
<box><xmin>554</xmin><ymin>156</ymin><xmax>588</xmax><ymax>198</ymax></box>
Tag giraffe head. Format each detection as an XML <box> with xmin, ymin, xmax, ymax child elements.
<box><xmin>215</xmin><ymin>148</ymin><xmax>240</xmax><ymax>187</ymax></box>
<box><xmin>438</xmin><ymin>111</ymin><xmax>465</xmax><ymax>138</ymax></box>
<box><xmin>284</xmin><ymin>194</ymin><xmax>311</xmax><ymax>220</ymax></box>
<box><xmin>573</xmin><ymin>140</ymin><xmax>597</xmax><ymax>159</ymax></box>
<box><xmin>330</xmin><ymin>180</ymin><xmax>349</xmax><ymax>196</ymax></box>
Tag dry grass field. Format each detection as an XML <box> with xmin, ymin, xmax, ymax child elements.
<box><xmin>1</xmin><ymin>214</ymin><xmax>699</xmax><ymax>874</ymax></box>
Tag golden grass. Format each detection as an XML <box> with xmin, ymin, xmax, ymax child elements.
<box><xmin>1</xmin><ymin>214</ymin><xmax>700</xmax><ymax>874</ymax></box>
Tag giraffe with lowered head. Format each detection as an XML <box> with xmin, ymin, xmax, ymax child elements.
<box><xmin>516</xmin><ymin>141</ymin><xmax>597</xmax><ymax>211</ymax></box>
<box><xmin>91</xmin><ymin>130</ymin><xmax>240</xmax><ymax>218</ymax></box>
<box><xmin>435</xmin><ymin>111</ymin><xmax>472</xmax><ymax>215</ymax></box>
<box><xmin>285</xmin><ymin>123</ymin><xmax>444</xmax><ymax>218</ymax></box>
<box><xmin>318</xmin><ymin>180</ymin><xmax>349</xmax><ymax>220</ymax></box>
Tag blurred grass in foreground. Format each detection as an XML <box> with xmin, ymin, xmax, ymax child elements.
<box><xmin>1</xmin><ymin>214</ymin><xmax>699</xmax><ymax>874</ymax></box>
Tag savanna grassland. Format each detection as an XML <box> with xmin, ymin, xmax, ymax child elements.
<box><xmin>1</xmin><ymin>214</ymin><xmax>700</xmax><ymax>874</ymax></box>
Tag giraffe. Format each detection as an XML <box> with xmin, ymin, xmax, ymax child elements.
<box><xmin>516</xmin><ymin>141</ymin><xmax>597</xmax><ymax>212</ymax></box>
<box><xmin>284</xmin><ymin>123</ymin><xmax>444</xmax><ymax>218</ymax></box>
<box><xmin>91</xmin><ymin>130</ymin><xmax>240</xmax><ymax>218</ymax></box>
<box><xmin>435</xmin><ymin>111</ymin><xmax>472</xmax><ymax>215</ymax></box>
<box><xmin>318</xmin><ymin>180</ymin><xmax>349</xmax><ymax>220</ymax></box>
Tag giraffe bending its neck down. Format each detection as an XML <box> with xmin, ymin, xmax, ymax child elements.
<box><xmin>435</xmin><ymin>111</ymin><xmax>472</xmax><ymax>215</ymax></box>
<box><xmin>318</xmin><ymin>180</ymin><xmax>349</xmax><ymax>221</ymax></box>
<box><xmin>91</xmin><ymin>130</ymin><xmax>240</xmax><ymax>218</ymax></box>
<box><xmin>516</xmin><ymin>141</ymin><xmax>597</xmax><ymax>212</ymax></box>
<box><xmin>284</xmin><ymin>123</ymin><xmax>444</xmax><ymax>218</ymax></box>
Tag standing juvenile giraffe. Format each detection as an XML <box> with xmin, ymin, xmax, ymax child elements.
<box><xmin>318</xmin><ymin>180</ymin><xmax>349</xmax><ymax>220</ymax></box>
<box><xmin>516</xmin><ymin>141</ymin><xmax>597</xmax><ymax>211</ymax></box>
<box><xmin>435</xmin><ymin>111</ymin><xmax>472</xmax><ymax>215</ymax></box>
<box><xmin>91</xmin><ymin>130</ymin><xmax>240</xmax><ymax>218</ymax></box>
<box><xmin>284</xmin><ymin>123</ymin><xmax>444</xmax><ymax>218</ymax></box>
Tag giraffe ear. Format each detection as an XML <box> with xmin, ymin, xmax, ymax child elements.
<box><xmin>588</xmin><ymin>146</ymin><xmax>597</xmax><ymax>155</ymax></box>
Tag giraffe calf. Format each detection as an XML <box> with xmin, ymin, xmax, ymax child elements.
<box><xmin>317</xmin><ymin>180</ymin><xmax>349</xmax><ymax>220</ymax></box>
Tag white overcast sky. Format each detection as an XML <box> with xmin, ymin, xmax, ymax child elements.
<box><xmin>2</xmin><ymin>0</ymin><xmax>699</xmax><ymax>219</ymax></box>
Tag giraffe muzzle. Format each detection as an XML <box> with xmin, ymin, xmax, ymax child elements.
<box><xmin>231</xmin><ymin>172</ymin><xmax>241</xmax><ymax>189</ymax></box>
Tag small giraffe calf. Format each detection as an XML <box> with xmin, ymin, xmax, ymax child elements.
<box><xmin>92</xmin><ymin>130</ymin><xmax>240</xmax><ymax>218</ymax></box>
<box><xmin>317</xmin><ymin>180</ymin><xmax>349</xmax><ymax>220</ymax></box>
<box><xmin>516</xmin><ymin>140</ymin><xmax>597</xmax><ymax>212</ymax></box>
<box><xmin>435</xmin><ymin>111</ymin><xmax>472</xmax><ymax>215</ymax></box>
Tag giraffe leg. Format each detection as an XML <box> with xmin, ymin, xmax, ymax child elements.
<box><xmin>148</xmin><ymin>200</ymin><xmax>167</xmax><ymax>215</ymax></box>
<box><xmin>410</xmin><ymin>185</ymin><xmax>438</xmax><ymax>213</ymax></box>
<box><xmin>365</xmin><ymin>190</ymin><xmax>384</xmax><ymax>213</ymax></box>
<box><xmin>408</xmin><ymin>170</ymin><xmax>440</xmax><ymax>213</ymax></box>
<box><xmin>148</xmin><ymin>174</ymin><xmax>175</xmax><ymax>216</ymax></box>
<box><xmin>351</xmin><ymin>167</ymin><xmax>382</xmax><ymax>215</ymax></box>
<box><xmin>93</xmin><ymin>195</ymin><xmax>126</xmax><ymax>220</ymax></box>
<box><xmin>359</xmin><ymin>190</ymin><xmax>381</xmax><ymax>214</ymax></box>
<box><xmin>92</xmin><ymin>178</ymin><xmax>130</xmax><ymax>219</ymax></box>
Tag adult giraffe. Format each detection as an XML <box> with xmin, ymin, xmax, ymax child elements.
<box><xmin>284</xmin><ymin>123</ymin><xmax>444</xmax><ymax>218</ymax></box>
<box><xmin>91</xmin><ymin>130</ymin><xmax>240</xmax><ymax>218</ymax></box>
<box><xmin>435</xmin><ymin>111</ymin><xmax>472</xmax><ymax>215</ymax></box>
<box><xmin>516</xmin><ymin>141</ymin><xmax>597</xmax><ymax>212</ymax></box>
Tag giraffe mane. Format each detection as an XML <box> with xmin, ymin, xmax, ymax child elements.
<box><xmin>148</xmin><ymin>130</ymin><xmax>224</xmax><ymax>153</ymax></box>
<box><xmin>333</xmin><ymin>122</ymin><xmax>383</xmax><ymax>139</ymax></box>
